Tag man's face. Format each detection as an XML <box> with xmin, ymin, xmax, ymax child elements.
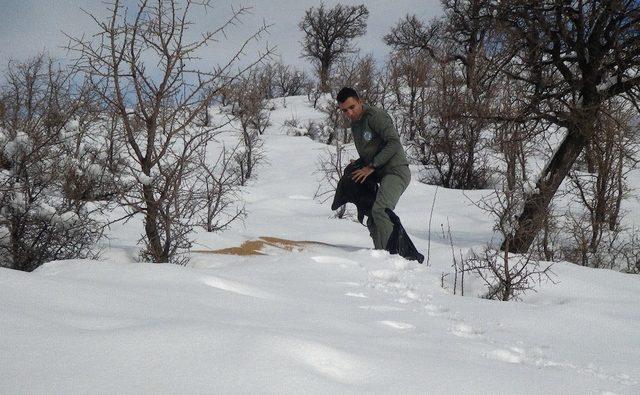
<box><xmin>338</xmin><ymin>97</ymin><xmax>364</xmax><ymax>122</ymax></box>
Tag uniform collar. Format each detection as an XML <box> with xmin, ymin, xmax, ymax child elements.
<box><xmin>352</xmin><ymin>103</ymin><xmax>371</xmax><ymax>124</ymax></box>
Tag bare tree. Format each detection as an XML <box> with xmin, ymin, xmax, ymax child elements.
<box><xmin>495</xmin><ymin>0</ymin><xmax>640</xmax><ymax>253</ymax></box>
<box><xmin>384</xmin><ymin>14</ymin><xmax>440</xmax><ymax>57</ymax></box>
<box><xmin>386</xmin><ymin>0</ymin><xmax>501</xmax><ymax>189</ymax></box>
<box><xmin>465</xmin><ymin>246</ymin><xmax>555</xmax><ymax>301</ymax></box>
<box><xmin>299</xmin><ymin>3</ymin><xmax>369</xmax><ymax>92</ymax></box>
<box><xmin>315</xmin><ymin>139</ymin><xmax>349</xmax><ymax>219</ymax></box>
<box><xmin>196</xmin><ymin>142</ymin><xmax>245</xmax><ymax>232</ymax></box>
<box><xmin>490</xmin><ymin>76</ymin><xmax>541</xmax><ymax>192</ymax></box>
<box><xmin>387</xmin><ymin>51</ymin><xmax>431</xmax><ymax>145</ymax></box>
<box><xmin>401</xmin><ymin>41</ymin><xmax>491</xmax><ymax>189</ymax></box>
<box><xmin>316</xmin><ymin>53</ymin><xmax>385</xmax><ymax>146</ymax></box>
<box><xmin>331</xmin><ymin>53</ymin><xmax>387</xmax><ymax>108</ymax></box>
<box><xmin>226</xmin><ymin>69</ymin><xmax>270</xmax><ymax>184</ymax></box>
<box><xmin>230</xmin><ymin>69</ymin><xmax>271</xmax><ymax>135</ymax></box>
<box><xmin>68</xmin><ymin>0</ymin><xmax>271</xmax><ymax>263</ymax></box>
<box><xmin>267</xmin><ymin>61</ymin><xmax>312</xmax><ymax>99</ymax></box>
<box><xmin>318</xmin><ymin>96</ymin><xmax>350</xmax><ymax>146</ymax></box>
<box><xmin>466</xmin><ymin>183</ymin><xmax>555</xmax><ymax>301</ymax></box>
<box><xmin>389</xmin><ymin>1</ymin><xmax>640</xmax><ymax>253</ymax></box>
<box><xmin>234</xmin><ymin>124</ymin><xmax>264</xmax><ymax>186</ymax></box>
<box><xmin>562</xmin><ymin>99</ymin><xmax>638</xmax><ymax>268</ymax></box>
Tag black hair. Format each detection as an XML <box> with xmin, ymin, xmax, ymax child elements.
<box><xmin>336</xmin><ymin>87</ymin><xmax>359</xmax><ymax>103</ymax></box>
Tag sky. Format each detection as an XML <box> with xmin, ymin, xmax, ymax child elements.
<box><xmin>0</xmin><ymin>0</ymin><xmax>442</xmax><ymax>73</ymax></box>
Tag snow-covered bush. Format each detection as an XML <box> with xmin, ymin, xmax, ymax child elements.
<box><xmin>0</xmin><ymin>55</ymin><xmax>104</xmax><ymax>271</ymax></box>
<box><xmin>60</xmin><ymin>115</ymin><xmax>129</xmax><ymax>202</ymax></box>
<box><xmin>0</xmin><ymin>181</ymin><xmax>103</xmax><ymax>271</ymax></box>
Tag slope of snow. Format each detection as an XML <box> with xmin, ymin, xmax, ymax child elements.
<box><xmin>1</xmin><ymin>96</ymin><xmax>639</xmax><ymax>394</ymax></box>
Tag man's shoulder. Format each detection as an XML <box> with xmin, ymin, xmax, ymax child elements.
<box><xmin>364</xmin><ymin>104</ymin><xmax>388</xmax><ymax>117</ymax></box>
<box><xmin>364</xmin><ymin>105</ymin><xmax>392</xmax><ymax>125</ymax></box>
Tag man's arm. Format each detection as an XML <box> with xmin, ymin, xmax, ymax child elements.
<box><xmin>370</xmin><ymin>110</ymin><xmax>403</xmax><ymax>169</ymax></box>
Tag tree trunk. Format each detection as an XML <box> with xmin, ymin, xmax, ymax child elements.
<box><xmin>501</xmin><ymin>112</ymin><xmax>597</xmax><ymax>253</ymax></box>
<box><xmin>610</xmin><ymin>149</ymin><xmax>624</xmax><ymax>231</ymax></box>
<box><xmin>319</xmin><ymin>60</ymin><xmax>330</xmax><ymax>93</ymax></box>
<box><xmin>142</xmin><ymin>183</ymin><xmax>165</xmax><ymax>262</ymax></box>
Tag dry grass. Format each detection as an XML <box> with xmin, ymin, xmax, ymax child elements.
<box><xmin>195</xmin><ymin>236</ymin><xmax>334</xmax><ymax>256</ymax></box>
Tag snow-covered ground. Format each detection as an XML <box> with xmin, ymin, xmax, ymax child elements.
<box><xmin>2</xmin><ymin>96</ymin><xmax>639</xmax><ymax>394</ymax></box>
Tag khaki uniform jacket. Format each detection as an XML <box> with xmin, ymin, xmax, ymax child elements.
<box><xmin>350</xmin><ymin>104</ymin><xmax>409</xmax><ymax>178</ymax></box>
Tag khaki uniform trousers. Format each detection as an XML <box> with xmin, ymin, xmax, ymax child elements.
<box><xmin>366</xmin><ymin>165</ymin><xmax>411</xmax><ymax>249</ymax></box>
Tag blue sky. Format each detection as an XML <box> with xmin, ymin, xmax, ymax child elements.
<box><xmin>0</xmin><ymin>0</ymin><xmax>442</xmax><ymax>72</ymax></box>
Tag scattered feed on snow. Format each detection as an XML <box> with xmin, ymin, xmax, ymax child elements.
<box><xmin>194</xmin><ymin>236</ymin><xmax>337</xmax><ymax>256</ymax></box>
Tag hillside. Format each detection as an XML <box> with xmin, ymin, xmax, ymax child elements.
<box><xmin>2</xmin><ymin>96</ymin><xmax>639</xmax><ymax>394</ymax></box>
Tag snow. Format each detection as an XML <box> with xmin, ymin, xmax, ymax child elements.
<box><xmin>66</xmin><ymin>119</ymin><xmax>80</xmax><ymax>131</ymax></box>
<box><xmin>87</xmin><ymin>163</ymin><xmax>103</xmax><ymax>177</ymax></box>
<box><xmin>138</xmin><ymin>173</ymin><xmax>153</xmax><ymax>186</ymax></box>
<box><xmin>3</xmin><ymin>132</ymin><xmax>30</xmax><ymax>159</ymax></box>
<box><xmin>53</xmin><ymin>211</ymin><xmax>80</xmax><ymax>225</ymax></box>
<box><xmin>38</xmin><ymin>202</ymin><xmax>57</xmax><ymax>217</ymax></box>
<box><xmin>598</xmin><ymin>69</ymin><xmax>640</xmax><ymax>94</ymax></box>
<box><xmin>1</xmin><ymin>96</ymin><xmax>639</xmax><ymax>394</ymax></box>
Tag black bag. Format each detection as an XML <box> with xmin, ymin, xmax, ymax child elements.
<box><xmin>331</xmin><ymin>159</ymin><xmax>379</xmax><ymax>224</ymax></box>
<box><xmin>385</xmin><ymin>208</ymin><xmax>425</xmax><ymax>264</ymax></box>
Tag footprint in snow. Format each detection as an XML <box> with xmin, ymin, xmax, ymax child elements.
<box><xmin>395</xmin><ymin>297</ymin><xmax>414</xmax><ymax>305</ymax></box>
<box><xmin>358</xmin><ymin>305</ymin><xmax>405</xmax><ymax>312</ymax></box>
<box><xmin>452</xmin><ymin>323</ymin><xmax>484</xmax><ymax>338</ymax></box>
<box><xmin>369</xmin><ymin>250</ymin><xmax>388</xmax><ymax>259</ymax></box>
<box><xmin>403</xmin><ymin>290</ymin><xmax>421</xmax><ymax>301</ymax></box>
<box><xmin>311</xmin><ymin>256</ymin><xmax>359</xmax><ymax>266</ymax></box>
<box><xmin>337</xmin><ymin>281</ymin><xmax>361</xmax><ymax>287</ymax></box>
<box><xmin>345</xmin><ymin>292</ymin><xmax>368</xmax><ymax>298</ymax></box>
<box><xmin>200</xmin><ymin>276</ymin><xmax>275</xmax><ymax>299</ymax></box>
<box><xmin>379</xmin><ymin>320</ymin><xmax>416</xmax><ymax>330</ymax></box>
<box><xmin>488</xmin><ymin>347</ymin><xmax>525</xmax><ymax>364</ymax></box>
<box><xmin>274</xmin><ymin>338</ymin><xmax>373</xmax><ymax>385</ymax></box>
<box><xmin>368</xmin><ymin>269</ymin><xmax>399</xmax><ymax>282</ymax></box>
<box><xmin>66</xmin><ymin>317</ymin><xmax>144</xmax><ymax>331</ymax></box>
<box><xmin>424</xmin><ymin>304</ymin><xmax>449</xmax><ymax>316</ymax></box>
<box><xmin>390</xmin><ymin>257</ymin><xmax>413</xmax><ymax>271</ymax></box>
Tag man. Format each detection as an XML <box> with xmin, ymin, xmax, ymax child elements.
<box><xmin>336</xmin><ymin>87</ymin><xmax>411</xmax><ymax>250</ymax></box>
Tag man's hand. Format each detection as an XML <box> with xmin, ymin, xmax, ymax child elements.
<box><xmin>351</xmin><ymin>164</ymin><xmax>375</xmax><ymax>184</ymax></box>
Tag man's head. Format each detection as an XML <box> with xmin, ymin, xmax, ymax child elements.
<box><xmin>337</xmin><ymin>87</ymin><xmax>364</xmax><ymax>122</ymax></box>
